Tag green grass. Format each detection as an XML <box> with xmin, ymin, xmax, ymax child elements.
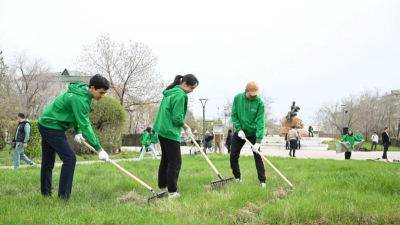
<box><xmin>0</xmin><ymin>146</ymin><xmax>141</xmax><ymax>166</ymax></box>
<box><xmin>323</xmin><ymin>138</ymin><xmax>400</xmax><ymax>151</ymax></box>
<box><xmin>1</xmin><ymin>154</ymin><xmax>400</xmax><ymax>224</ymax></box>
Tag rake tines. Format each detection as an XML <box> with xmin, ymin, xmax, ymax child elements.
<box><xmin>147</xmin><ymin>190</ymin><xmax>167</xmax><ymax>203</ymax></box>
<box><xmin>211</xmin><ymin>174</ymin><xmax>234</xmax><ymax>187</ymax></box>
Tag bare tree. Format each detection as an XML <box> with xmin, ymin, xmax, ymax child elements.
<box><xmin>9</xmin><ymin>51</ymin><xmax>58</xmax><ymax>119</ymax></box>
<box><xmin>76</xmin><ymin>34</ymin><xmax>164</xmax><ymax>112</ymax></box>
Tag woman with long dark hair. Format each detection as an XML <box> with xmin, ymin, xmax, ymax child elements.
<box><xmin>153</xmin><ymin>74</ymin><xmax>199</xmax><ymax>198</ymax></box>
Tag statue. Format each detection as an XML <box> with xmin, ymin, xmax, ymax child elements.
<box><xmin>286</xmin><ymin>101</ymin><xmax>300</xmax><ymax>122</ymax></box>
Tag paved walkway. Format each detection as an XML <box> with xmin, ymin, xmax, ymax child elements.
<box><xmin>2</xmin><ymin>145</ymin><xmax>399</xmax><ymax>169</ymax></box>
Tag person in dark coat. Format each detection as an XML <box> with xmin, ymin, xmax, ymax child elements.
<box><xmin>226</xmin><ymin>129</ymin><xmax>233</xmax><ymax>154</ymax></box>
<box><xmin>381</xmin><ymin>127</ymin><xmax>391</xmax><ymax>161</ymax></box>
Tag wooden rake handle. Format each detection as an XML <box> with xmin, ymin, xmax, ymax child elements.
<box><xmin>189</xmin><ymin>135</ymin><xmax>221</xmax><ymax>176</ymax></box>
<box><xmin>81</xmin><ymin>140</ymin><xmax>154</xmax><ymax>191</ymax></box>
<box><xmin>244</xmin><ymin>137</ymin><xmax>294</xmax><ymax>188</ymax></box>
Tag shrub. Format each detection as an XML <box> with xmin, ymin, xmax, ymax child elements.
<box><xmin>68</xmin><ymin>95</ymin><xmax>126</xmax><ymax>154</ymax></box>
<box><xmin>24</xmin><ymin>120</ymin><xmax>41</xmax><ymax>158</ymax></box>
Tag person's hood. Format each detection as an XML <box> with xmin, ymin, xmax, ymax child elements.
<box><xmin>162</xmin><ymin>85</ymin><xmax>186</xmax><ymax>97</ymax></box>
<box><xmin>67</xmin><ymin>82</ymin><xmax>91</xmax><ymax>98</ymax></box>
<box><xmin>347</xmin><ymin>128</ymin><xmax>354</xmax><ymax>136</ymax></box>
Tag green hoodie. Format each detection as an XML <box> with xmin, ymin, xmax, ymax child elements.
<box><xmin>153</xmin><ymin>85</ymin><xmax>188</xmax><ymax>142</ymax></box>
<box><xmin>231</xmin><ymin>92</ymin><xmax>265</xmax><ymax>142</ymax></box>
<box><xmin>150</xmin><ymin>132</ymin><xmax>159</xmax><ymax>144</ymax></box>
<box><xmin>39</xmin><ymin>83</ymin><xmax>102</xmax><ymax>150</ymax></box>
<box><xmin>340</xmin><ymin>129</ymin><xmax>362</xmax><ymax>148</ymax></box>
<box><xmin>139</xmin><ymin>131</ymin><xmax>151</xmax><ymax>147</ymax></box>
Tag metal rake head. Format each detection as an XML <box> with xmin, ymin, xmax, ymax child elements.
<box><xmin>211</xmin><ymin>176</ymin><xmax>234</xmax><ymax>187</ymax></box>
<box><xmin>147</xmin><ymin>190</ymin><xmax>167</xmax><ymax>203</ymax></box>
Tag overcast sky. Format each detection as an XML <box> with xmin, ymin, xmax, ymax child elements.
<box><xmin>1</xmin><ymin>0</ymin><xmax>399</xmax><ymax>125</ymax></box>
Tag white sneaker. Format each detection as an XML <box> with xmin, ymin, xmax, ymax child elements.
<box><xmin>168</xmin><ymin>192</ymin><xmax>180</xmax><ymax>198</ymax></box>
<box><xmin>260</xmin><ymin>182</ymin><xmax>267</xmax><ymax>188</ymax></box>
<box><xmin>235</xmin><ymin>178</ymin><xmax>242</xmax><ymax>183</ymax></box>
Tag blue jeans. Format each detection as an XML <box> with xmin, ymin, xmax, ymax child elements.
<box><xmin>13</xmin><ymin>142</ymin><xmax>33</xmax><ymax>168</ymax></box>
<box><xmin>39</xmin><ymin>123</ymin><xmax>76</xmax><ymax>199</ymax></box>
<box><xmin>139</xmin><ymin>145</ymin><xmax>157</xmax><ymax>160</ymax></box>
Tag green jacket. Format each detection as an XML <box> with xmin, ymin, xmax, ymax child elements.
<box><xmin>150</xmin><ymin>132</ymin><xmax>159</xmax><ymax>144</ymax></box>
<box><xmin>153</xmin><ymin>85</ymin><xmax>188</xmax><ymax>142</ymax></box>
<box><xmin>340</xmin><ymin>129</ymin><xmax>362</xmax><ymax>148</ymax></box>
<box><xmin>39</xmin><ymin>83</ymin><xmax>102</xmax><ymax>150</ymax></box>
<box><xmin>231</xmin><ymin>92</ymin><xmax>265</xmax><ymax>142</ymax></box>
<box><xmin>139</xmin><ymin>131</ymin><xmax>151</xmax><ymax>147</ymax></box>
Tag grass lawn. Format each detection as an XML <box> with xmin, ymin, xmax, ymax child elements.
<box><xmin>1</xmin><ymin>153</ymin><xmax>400</xmax><ymax>224</ymax></box>
<box><xmin>0</xmin><ymin>146</ymin><xmax>141</xmax><ymax>167</ymax></box>
<box><xmin>323</xmin><ymin>138</ymin><xmax>400</xmax><ymax>151</ymax></box>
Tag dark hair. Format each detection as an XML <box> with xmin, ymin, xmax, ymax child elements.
<box><xmin>151</xmin><ymin>130</ymin><xmax>155</xmax><ymax>134</ymax></box>
<box><xmin>166</xmin><ymin>74</ymin><xmax>199</xmax><ymax>90</ymax></box>
<box><xmin>384</xmin><ymin>127</ymin><xmax>388</xmax><ymax>130</ymax></box>
<box><xmin>374</xmin><ymin>132</ymin><xmax>377</xmax><ymax>134</ymax></box>
<box><xmin>89</xmin><ymin>74</ymin><xmax>110</xmax><ymax>90</ymax></box>
<box><xmin>145</xmin><ymin>127</ymin><xmax>152</xmax><ymax>133</ymax></box>
<box><xmin>17</xmin><ymin>113</ymin><xmax>25</xmax><ymax>119</ymax></box>
<box><xmin>291</xmin><ymin>126</ymin><xmax>296</xmax><ymax>129</ymax></box>
<box><xmin>228</xmin><ymin>129</ymin><xmax>232</xmax><ymax>133</ymax></box>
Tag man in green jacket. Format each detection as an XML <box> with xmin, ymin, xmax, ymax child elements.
<box><xmin>230</xmin><ymin>81</ymin><xmax>267</xmax><ymax>188</ymax></box>
<box><xmin>38</xmin><ymin>74</ymin><xmax>110</xmax><ymax>200</ymax></box>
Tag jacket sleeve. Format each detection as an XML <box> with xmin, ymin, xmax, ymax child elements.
<box><xmin>231</xmin><ymin>96</ymin><xmax>242</xmax><ymax>132</ymax></box>
<box><xmin>256</xmin><ymin>101</ymin><xmax>265</xmax><ymax>142</ymax></box>
<box><xmin>71</xmin><ymin>98</ymin><xmax>102</xmax><ymax>151</ymax></box>
<box><xmin>24</xmin><ymin>123</ymin><xmax>31</xmax><ymax>143</ymax></box>
<box><xmin>341</xmin><ymin>135</ymin><xmax>347</xmax><ymax>142</ymax></box>
<box><xmin>171</xmin><ymin>97</ymin><xmax>186</xmax><ymax>127</ymax></box>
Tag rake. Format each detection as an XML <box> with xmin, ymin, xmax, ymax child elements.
<box><xmin>189</xmin><ymin>135</ymin><xmax>234</xmax><ymax>186</ymax></box>
<box><xmin>81</xmin><ymin>140</ymin><xmax>166</xmax><ymax>203</ymax></box>
<box><xmin>243</xmin><ymin>137</ymin><xmax>294</xmax><ymax>189</ymax></box>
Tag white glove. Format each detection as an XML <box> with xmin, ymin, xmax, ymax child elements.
<box><xmin>74</xmin><ymin>134</ymin><xmax>85</xmax><ymax>144</ymax></box>
<box><xmin>98</xmin><ymin>150</ymin><xmax>109</xmax><ymax>162</ymax></box>
<box><xmin>184</xmin><ymin>127</ymin><xmax>192</xmax><ymax>137</ymax></box>
<box><xmin>238</xmin><ymin>130</ymin><xmax>246</xmax><ymax>139</ymax></box>
<box><xmin>252</xmin><ymin>143</ymin><xmax>260</xmax><ymax>153</ymax></box>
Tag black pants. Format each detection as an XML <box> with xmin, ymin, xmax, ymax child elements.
<box><xmin>226</xmin><ymin>144</ymin><xmax>231</xmax><ymax>154</ymax></box>
<box><xmin>345</xmin><ymin>151</ymin><xmax>352</xmax><ymax>160</ymax></box>
<box><xmin>158</xmin><ymin>135</ymin><xmax>182</xmax><ymax>193</ymax></box>
<box><xmin>382</xmin><ymin>144</ymin><xmax>389</xmax><ymax>159</ymax></box>
<box><xmin>230</xmin><ymin>133</ymin><xmax>266</xmax><ymax>182</ymax></box>
<box><xmin>309</xmin><ymin>132</ymin><xmax>313</xmax><ymax>137</ymax></box>
<box><xmin>371</xmin><ymin>142</ymin><xmax>377</xmax><ymax>151</ymax></box>
<box><xmin>297</xmin><ymin>140</ymin><xmax>301</xmax><ymax>149</ymax></box>
<box><xmin>289</xmin><ymin>140</ymin><xmax>297</xmax><ymax>156</ymax></box>
<box><xmin>285</xmin><ymin>141</ymin><xmax>289</xmax><ymax>150</ymax></box>
<box><xmin>39</xmin><ymin>123</ymin><xmax>77</xmax><ymax>199</ymax></box>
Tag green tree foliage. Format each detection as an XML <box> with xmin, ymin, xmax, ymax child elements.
<box><xmin>0</xmin><ymin>124</ymin><xmax>5</xmax><ymax>150</ymax></box>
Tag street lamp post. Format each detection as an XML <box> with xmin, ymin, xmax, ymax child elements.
<box><xmin>200</xmin><ymin>99</ymin><xmax>208</xmax><ymax>154</ymax></box>
<box><xmin>341</xmin><ymin>104</ymin><xmax>346</xmax><ymax>135</ymax></box>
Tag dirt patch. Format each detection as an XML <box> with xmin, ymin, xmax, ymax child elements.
<box><xmin>235</xmin><ymin>202</ymin><xmax>264</xmax><ymax>224</ymax></box>
<box><xmin>116</xmin><ymin>191</ymin><xmax>147</xmax><ymax>204</ymax></box>
<box><xmin>273</xmin><ymin>187</ymin><xmax>288</xmax><ymax>200</ymax></box>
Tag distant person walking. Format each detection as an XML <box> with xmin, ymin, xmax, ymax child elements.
<box><xmin>12</xmin><ymin>113</ymin><xmax>35</xmax><ymax>168</ymax></box>
<box><xmin>214</xmin><ymin>133</ymin><xmax>223</xmax><ymax>154</ymax></box>
<box><xmin>308</xmin><ymin>126</ymin><xmax>314</xmax><ymax>137</ymax></box>
<box><xmin>285</xmin><ymin>133</ymin><xmax>289</xmax><ymax>150</ymax></box>
<box><xmin>288</xmin><ymin>126</ymin><xmax>298</xmax><ymax>157</ymax></box>
<box><xmin>371</xmin><ymin>132</ymin><xmax>378</xmax><ymax>151</ymax></box>
<box><xmin>139</xmin><ymin>127</ymin><xmax>158</xmax><ymax>160</ymax></box>
<box><xmin>297</xmin><ymin>130</ymin><xmax>301</xmax><ymax>150</ymax></box>
<box><xmin>381</xmin><ymin>127</ymin><xmax>391</xmax><ymax>161</ymax></box>
<box><xmin>226</xmin><ymin>129</ymin><xmax>233</xmax><ymax>154</ymax></box>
